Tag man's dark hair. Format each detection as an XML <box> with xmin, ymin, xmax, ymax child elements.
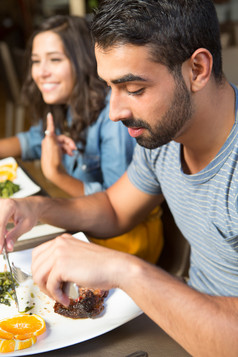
<box><xmin>91</xmin><ymin>0</ymin><xmax>223</xmax><ymax>82</ymax></box>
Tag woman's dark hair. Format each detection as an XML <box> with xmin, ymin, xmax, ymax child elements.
<box><xmin>22</xmin><ymin>15</ymin><xmax>107</xmax><ymax>144</ymax></box>
<box><xmin>91</xmin><ymin>0</ymin><xmax>223</xmax><ymax>82</ymax></box>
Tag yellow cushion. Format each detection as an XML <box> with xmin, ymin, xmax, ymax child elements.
<box><xmin>89</xmin><ymin>206</ymin><xmax>163</xmax><ymax>264</ymax></box>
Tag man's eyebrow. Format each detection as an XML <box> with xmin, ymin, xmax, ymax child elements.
<box><xmin>111</xmin><ymin>74</ymin><xmax>146</xmax><ymax>84</ymax></box>
<box><xmin>97</xmin><ymin>73</ymin><xmax>147</xmax><ymax>86</ymax></box>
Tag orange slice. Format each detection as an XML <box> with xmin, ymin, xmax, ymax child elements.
<box><xmin>0</xmin><ymin>314</ymin><xmax>46</xmax><ymax>339</ymax></box>
<box><xmin>0</xmin><ymin>336</ymin><xmax>37</xmax><ymax>353</ymax></box>
<box><xmin>0</xmin><ymin>162</ymin><xmax>18</xmax><ymax>182</ymax></box>
<box><xmin>0</xmin><ymin>327</ymin><xmax>14</xmax><ymax>340</ymax></box>
<box><xmin>0</xmin><ymin>314</ymin><xmax>46</xmax><ymax>353</ymax></box>
<box><xmin>0</xmin><ymin>163</ymin><xmax>18</xmax><ymax>170</ymax></box>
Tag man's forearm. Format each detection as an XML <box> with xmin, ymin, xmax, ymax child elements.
<box><xmin>119</xmin><ymin>255</ymin><xmax>238</xmax><ymax>357</ymax></box>
<box><xmin>30</xmin><ymin>192</ymin><xmax>119</xmax><ymax>237</ymax></box>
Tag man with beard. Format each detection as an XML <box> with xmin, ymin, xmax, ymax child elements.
<box><xmin>0</xmin><ymin>0</ymin><xmax>238</xmax><ymax>355</ymax></box>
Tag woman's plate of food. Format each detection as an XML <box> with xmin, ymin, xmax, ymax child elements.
<box><xmin>0</xmin><ymin>157</ymin><xmax>40</xmax><ymax>198</ymax></box>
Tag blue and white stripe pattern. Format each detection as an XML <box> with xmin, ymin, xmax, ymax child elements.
<box><xmin>127</xmin><ymin>84</ymin><xmax>238</xmax><ymax>296</ymax></box>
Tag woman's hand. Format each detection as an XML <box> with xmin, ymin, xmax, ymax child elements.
<box><xmin>56</xmin><ymin>134</ymin><xmax>77</xmax><ymax>156</ymax></box>
<box><xmin>41</xmin><ymin>113</ymin><xmax>77</xmax><ymax>181</ymax></box>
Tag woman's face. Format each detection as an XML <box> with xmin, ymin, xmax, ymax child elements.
<box><xmin>31</xmin><ymin>31</ymin><xmax>75</xmax><ymax>105</ymax></box>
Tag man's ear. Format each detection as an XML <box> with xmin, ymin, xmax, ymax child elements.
<box><xmin>188</xmin><ymin>48</ymin><xmax>213</xmax><ymax>92</ymax></box>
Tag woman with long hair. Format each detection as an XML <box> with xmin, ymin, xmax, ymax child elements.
<box><xmin>0</xmin><ymin>15</ymin><xmax>135</xmax><ymax>196</ymax></box>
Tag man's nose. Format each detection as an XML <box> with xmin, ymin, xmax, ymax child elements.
<box><xmin>109</xmin><ymin>92</ymin><xmax>132</xmax><ymax>123</ymax></box>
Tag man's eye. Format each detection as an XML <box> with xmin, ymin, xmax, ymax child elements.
<box><xmin>127</xmin><ymin>88</ymin><xmax>144</xmax><ymax>95</ymax></box>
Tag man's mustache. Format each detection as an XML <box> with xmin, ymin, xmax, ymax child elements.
<box><xmin>121</xmin><ymin>118</ymin><xmax>150</xmax><ymax>130</ymax></box>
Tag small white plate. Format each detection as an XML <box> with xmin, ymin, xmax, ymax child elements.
<box><xmin>0</xmin><ymin>232</ymin><xmax>142</xmax><ymax>356</ymax></box>
<box><xmin>0</xmin><ymin>157</ymin><xmax>40</xmax><ymax>198</ymax></box>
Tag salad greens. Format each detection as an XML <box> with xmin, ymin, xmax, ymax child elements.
<box><xmin>0</xmin><ymin>272</ymin><xmax>18</xmax><ymax>306</ymax></box>
<box><xmin>0</xmin><ymin>180</ymin><xmax>20</xmax><ymax>198</ymax></box>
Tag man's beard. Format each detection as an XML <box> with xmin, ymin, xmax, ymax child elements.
<box><xmin>122</xmin><ymin>75</ymin><xmax>193</xmax><ymax>149</ymax></box>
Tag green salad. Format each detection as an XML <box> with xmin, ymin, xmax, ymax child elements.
<box><xmin>0</xmin><ymin>180</ymin><xmax>20</xmax><ymax>198</ymax></box>
<box><xmin>0</xmin><ymin>272</ymin><xmax>18</xmax><ymax>306</ymax></box>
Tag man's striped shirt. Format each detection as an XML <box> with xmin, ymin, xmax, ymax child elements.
<box><xmin>127</xmin><ymin>84</ymin><xmax>238</xmax><ymax>296</ymax></box>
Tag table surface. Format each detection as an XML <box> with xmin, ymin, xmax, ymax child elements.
<box><xmin>25</xmin><ymin>313</ymin><xmax>191</xmax><ymax>357</ymax></box>
<box><xmin>12</xmin><ymin>165</ymin><xmax>191</xmax><ymax>357</ymax></box>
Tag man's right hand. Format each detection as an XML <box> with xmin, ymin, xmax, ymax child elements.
<box><xmin>0</xmin><ymin>197</ymin><xmax>39</xmax><ymax>252</ymax></box>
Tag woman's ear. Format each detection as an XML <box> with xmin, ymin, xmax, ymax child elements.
<box><xmin>188</xmin><ymin>48</ymin><xmax>213</xmax><ymax>92</ymax></box>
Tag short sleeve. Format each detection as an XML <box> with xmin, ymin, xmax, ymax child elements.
<box><xmin>127</xmin><ymin>145</ymin><xmax>162</xmax><ymax>195</ymax></box>
<box><xmin>17</xmin><ymin>121</ymin><xmax>44</xmax><ymax>160</ymax></box>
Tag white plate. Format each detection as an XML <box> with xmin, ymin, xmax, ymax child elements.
<box><xmin>0</xmin><ymin>157</ymin><xmax>40</xmax><ymax>198</ymax></box>
<box><xmin>0</xmin><ymin>232</ymin><xmax>142</xmax><ymax>356</ymax></box>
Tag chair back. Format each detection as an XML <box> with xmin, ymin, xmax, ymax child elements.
<box><xmin>0</xmin><ymin>42</ymin><xmax>26</xmax><ymax>136</ymax></box>
<box><xmin>0</xmin><ymin>41</ymin><xmax>21</xmax><ymax>103</ymax></box>
<box><xmin>157</xmin><ymin>201</ymin><xmax>190</xmax><ymax>278</ymax></box>
<box><xmin>222</xmin><ymin>46</ymin><xmax>238</xmax><ymax>84</ymax></box>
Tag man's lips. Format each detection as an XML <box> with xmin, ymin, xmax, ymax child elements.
<box><xmin>127</xmin><ymin>127</ymin><xmax>145</xmax><ymax>138</ymax></box>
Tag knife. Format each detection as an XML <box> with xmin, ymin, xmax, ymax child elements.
<box><xmin>2</xmin><ymin>242</ymin><xmax>19</xmax><ymax>311</ymax></box>
<box><xmin>62</xmin><ymin>282</ymin><xmax>79</xmax><ymax>300</ymax></box>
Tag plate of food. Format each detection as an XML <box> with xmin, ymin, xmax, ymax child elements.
<box><xmin>0</xmin><ymin>157</ymin><xmax>40</xmax><ymax>198</ymax></box>
<box><xmin>0</xmin><ymin>232</ymin><xmax>142</xmax><ymax>355</ymax></box>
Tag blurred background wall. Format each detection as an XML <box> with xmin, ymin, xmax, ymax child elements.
<box><xmin>0</xmin><ymin>0</ymin><xmax>237</xmax><ymax>139</ymax></box>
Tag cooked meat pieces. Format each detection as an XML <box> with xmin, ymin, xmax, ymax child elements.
<box><xmin>54</xmin><ymin>288</ymin><xmax>109</xmax><ymax>319</ymax></box>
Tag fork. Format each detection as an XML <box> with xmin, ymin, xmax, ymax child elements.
<box><xmin>12</xmin><ymin>263</ymin><xmax>79</xmax><ymax>299</ymax></box>
<box><xmin>12</xmin><ymin>263</ymin><xmax>31</xmax><ymax>284</ymax></box>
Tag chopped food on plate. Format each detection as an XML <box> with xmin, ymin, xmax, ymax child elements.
<box><xmin>54</xmin><ymin>288</ymin><xmax>109</xmax><ymax>319</ymax></box>
<box><xmin>0</xmin><ymin>180</ymin><xmax>20</xmax><ymax>198</ymax></box>
<box><xmin>0</xmin><ymin>162</ymin><xmax>20</xmax><ymax>197</ymax></box>
<box><xmin>0</xmin><ymin>272</ymin><xmax>18</xmax><ymax>306</ymax></box>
